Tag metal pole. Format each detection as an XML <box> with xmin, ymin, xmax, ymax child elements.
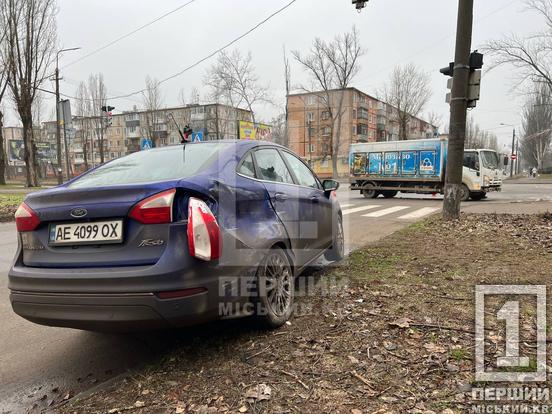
<box><xmin>515</xmin><ymin>137</ymin><xmax>519</xmax><ymax>175</ymax></box>
<box><xmin>61</xmin><ymin>102</ymin><xmax>71</xmax><ymax>179</ymax></box>
<box><xmin>308</xmin><ymin>119</ymin><xmax>312</xmax><ymax>166</ymax></box>
<box><xmin>510</xmin><ymin>128</ymin><xmax>515</xmax><ymax>178</ymax></box>
<box><xmin>54</xmin><ymin>58</ymin><xmax>63</xmax><ymax>184</ymax></box>
<box><xmin>443</xmin><ymin>0</ymin><xmax>474</xmax><ymax>220</ymax></box>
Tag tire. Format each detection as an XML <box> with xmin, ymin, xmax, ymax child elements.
<box><xmin>470</xmin><ymin>192</ymin><xmax>486</xmax><ymax>201</ymax></box>
<box><xmin>325</xmin><ymin>215</ymin><xmax>345</xmax><ymax>262</ymax></box>
<box><xmin>255</xmin><ymin>247</ymin><xmax>294</xmax><ymax>329</ymax></box>
<box><xmin>381</xmin><ymin>190</ymin><xmax>398</xmax><ymax>199</ymax></box>
<box><xmin>460</xmin><ymin>184</ymin><xmax>470</xmax><ymax>202</ymax></box>
<box><xmin>361</xmin><ymin>182</ymin><xmax>378</xmax><ymax>199</ymax></box>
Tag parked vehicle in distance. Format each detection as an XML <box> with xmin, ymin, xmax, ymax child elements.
<box><xmin>349</xmin><ymin>138</ymin><xmax>502</xmax><ymax>201</ymax></box>
<box><xmin>9</xmin><ymin>141</ymin><xmax>343</xmax><ymax>331</ymax></box>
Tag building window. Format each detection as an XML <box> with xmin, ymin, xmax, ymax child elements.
<box><xmin>352</xmin><ymin>125</ymin><xmax>356</xmax><ymax>136</ymax></box>
<box><xmin>307</xmin><ymin>95</ymin><xmax>317</xmax><ymax>106</ymax></box>
<box><xmin>321</xmin><ymin>110</ymin><xmax>330</xmax><ymax>120</ymax></box>
<box><xmin>358</xmin><ymin>108</ymin><xmax>368</xmax><ymax>120</ymax></box>
<box><xmin>357</xmin><ymin>124</ymin><xmax>368</xmax><ymax>135</ymax></box>
<box><xmin>322</xmin><ymin>127</ymin><xmax>331</xmax><ymax>136</ymax></box>
<box><xmin>321</xmin><ymin>159</ymin><xmax>329</xmax><ymax>168</ymax></box>
<box><xmin>307</xmin><ymin>144</ymin><xmax>315</xmax><ymax>153</ymax></box>
<box><xmin>306</xmin><ymin>112</ymin><xmax>314</xmax><ymax>122</ymax></box>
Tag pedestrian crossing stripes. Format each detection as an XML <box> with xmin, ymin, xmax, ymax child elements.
<box><xmin>397</xmin><ymin>207</ymin><xmax>440</xmax><ymax>220</ymax></box>
<box><xmin>362</xmin><ymin>206</ymin><xmax>409</xmax><ymax>218</ymax></box>
<box><xmin>342</xmin><ymin>205</ymin><xmax>381</xmax><ymax>216</ymax></box>
<box><xmin>340</xmin><ymin>202</ymin><xmax>440</xmax><ymax>220</ymax></box>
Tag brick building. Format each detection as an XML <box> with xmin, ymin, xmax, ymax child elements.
<box><xmin>287</xmin><ymin>87</ymin><xmax>438</xmax><ymax>177</ymax></box>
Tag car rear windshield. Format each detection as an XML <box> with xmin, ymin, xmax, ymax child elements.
<box><xmin>69</xmin><ymin>143</ymin><xmax>230</xmax><ymax>188</ymax></box>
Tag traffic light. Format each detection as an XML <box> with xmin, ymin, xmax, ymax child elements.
<box><xmin>182</xmin><ymin>125</ymin><xmax>193</xmax><ymax>143</ymax></box>
<box><xmin>106</xmin><ymin>111</ymin><xmax>113</xmax><ymax>127</ymax></box>
<box><xmin>351</xmin><ymin>0</ymin><xmax>368</xmax><ymax>10</ymax></box>
<box><xmin>101</xmin><ymin>105</ymin><xmax>115</xmax><ymax>112</ymax></box>
<box><xmin>441</xmin><ymin>51</ymin><xmax>483</xmax><ymax>108</ymax></box>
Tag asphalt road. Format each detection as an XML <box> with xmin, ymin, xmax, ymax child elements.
<box><xmin>1</xmin><ymin>181</ymin><xmax>551</xmax><ymax>413</ymax></box>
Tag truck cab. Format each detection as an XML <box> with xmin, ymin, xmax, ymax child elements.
<box><xmin>462</xmin><ymin>149</ymin><xmax>502</xmax><ymax>200</ymax></box>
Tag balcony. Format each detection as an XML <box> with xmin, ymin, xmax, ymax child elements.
<box><xmin>125</xmin><ymin>128</ymin><xmax>140</xmax><ymax>138</ymax></box>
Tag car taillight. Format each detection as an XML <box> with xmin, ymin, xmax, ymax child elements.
<box><xmin>129</xmin><ymin>189</ymin><xmax>176</xmax><ymax>224</ymax></box>
<box><xmin>187</xmin><ymin>197</ymin><xmax>221</xmax><ymax>261</ymax></box>
<box><xmin>15</xmin><ymin>202</ymin><xmax>41</xmax><ymax>232</ymax></box>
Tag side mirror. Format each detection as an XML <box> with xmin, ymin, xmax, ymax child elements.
<box><xmin>322</xmin><ymin>179</ymin><xmax>339</xmax><ymax>195</ymax></box>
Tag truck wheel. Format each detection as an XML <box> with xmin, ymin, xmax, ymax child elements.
<box><xmin>381</xmin><ymin>190</ymin><xmax>398</xmax><ymax>199</ymax></box>
<box><xmin>470</xmin><ymin>192</ymin><xmax>486</xmax><ymax>201</ymax></box>
<box><xmin>361</xmin><ymin>182</ymin><xmax>378</xmax><ymax>199</ymax></box>
<box><xmin>460</xmin><ymin>184</ymin><xmax>470</xmax><ymax>202</ymax></box>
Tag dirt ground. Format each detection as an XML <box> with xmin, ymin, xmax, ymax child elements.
<box><xmin>57</xmin><ymin>213</ymin><xmax>552</xmax><ymax>414</ymax></box>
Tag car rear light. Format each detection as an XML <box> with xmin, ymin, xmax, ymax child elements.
<box><xmin>15</xmin><ymin>202</ymin><xmax>41</xmax><ymax>232</ymax></box>
<box><xmin>129</xmin><ymin>189</ymin><xmax>176</xmax><ymax>224</ymax></box>
<box><xmin>187</xmin><ymin>197</ymin><xmax>221</xmax><ymax>261</ymax></box>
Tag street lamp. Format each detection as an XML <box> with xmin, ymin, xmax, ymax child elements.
<box><xmin>500</xmin><ymin>123</ymin><xmax>518</xmax><ymax>178</ymax></box>
<box><xmin>55</xmin><ymin>47</ymin><xmax>81</xmax><ymax>184</ymax></box>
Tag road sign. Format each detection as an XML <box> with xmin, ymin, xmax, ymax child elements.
<box><xmin>140</xmin><ymin>138</ymin><xmax>153</xmax><ymax>150</ymax></box>
<box><xmin>511</xmin><ymin>154</ymin><xmax>518</xmax><ymax>160</ymax></box>
<box><xmin>191</xmin><ymin>131</ymin><xmax>203</xmax><ymax>142</ymax></box>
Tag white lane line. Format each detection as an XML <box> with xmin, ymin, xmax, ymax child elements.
<box><xmin>362</xmin><ymin>206</ymin><xmax>409</xmax><ymax>218</ymax></box>
<box><xmin>342</xmin><ymin>205</ymin><xmax>381</xmax><ymax>216</ymax></box>
<box><xmin>398</xmin><ymin>207</ymin><xmax>440</xmax><ymax>220</ymax></box>
<box><xmin>340</xmin><ymin>203</ymin><xmax>355</xmax><ymax>208</ymax></box>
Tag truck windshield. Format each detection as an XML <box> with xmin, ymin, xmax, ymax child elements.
<box><xmin>480</xmin><ymin>151</ymin><xmax>499</xmax><ymax>170</ymax></box>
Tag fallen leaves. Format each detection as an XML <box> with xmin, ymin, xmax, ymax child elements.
<box><xmin>244</xmin><ymin>383</ymin><xmax>272</xmax><ymax>403</ymax></box>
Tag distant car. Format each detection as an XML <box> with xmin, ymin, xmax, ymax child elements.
<box><xmin>9</xmin><ymin>141</ymin><xmax>343</xmax><ymax>331</ymax></box>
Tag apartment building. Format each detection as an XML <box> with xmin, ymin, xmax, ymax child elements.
<box><xmin>287</xmin><ymin>87</ymin><xmax>438</xmax><ymax>177</ymax></box>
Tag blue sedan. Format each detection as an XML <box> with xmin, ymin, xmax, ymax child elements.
<box><xmin>9</xmin><ymin>140</ymin><xmax>344</xmax><ymax>330</ymax></box>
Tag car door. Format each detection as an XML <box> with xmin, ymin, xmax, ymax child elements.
<box><xmin>252</xmin><ymin>147</ymin><xmax>307</xmax><ymax>262</ymax></box>
<box><xmin>280</xmin><ymin>150</ymin><xmax>333</xmax><ymax>253</ymax></box>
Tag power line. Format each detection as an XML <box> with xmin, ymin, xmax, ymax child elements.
<box><xmin>61</xmin><ymin>0</ymin><xmax>198</xmax><ymax>69</ymax></box>
<box><xmin>61</xmin><ymin>0</ymin><xmax>297</xmax><ymax>103</ymax></box>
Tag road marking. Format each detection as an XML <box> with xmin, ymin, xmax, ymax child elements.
<box><xmin>362</xmin><ymin>206</ymin><xmax>409</xmax><ymax>218</ymax></box>
<box><xmin>340</xmin><ymin>203</ymin><xmax>355</xmax><ymax>208</ymax></box>
<box><xmin>398</xmin><ymin>207</ymin><xmax>440</xmax><ymax>220</ymax></box>
<box><xmin>342</xmin><ymin>205</ymin><xmax>381</xmax><ymax>216</ymax></box>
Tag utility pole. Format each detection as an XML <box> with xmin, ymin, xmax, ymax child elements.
<box><xmin>510</xmin><ymin>128</ymin><xmax>515</xmax><ymax>178</ymax></box>
<box><xmin>54</xmin><ymin>47</ymin><xmax>81</xmax><ymax>184</ymax></box>
<box><xmin>307</xmin><ymin>119</ymin><xmax>312</xmax><ymax>166</ymax></box>
<box><xmin>442</xmin><ymin>0</ymin><xmax>474</xmax><ymax>221</ymax></box>
<box><xmin>54</xmin><ymin>66</ymin><xmax>63</xmax><ymax>184</ymax></box>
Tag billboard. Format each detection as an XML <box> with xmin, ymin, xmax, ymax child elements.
<box><xmin>238</xmin><ymin>121</ymin><xmax>272</xmax><ymax>141</ymax></box>
<box><xmin>8</xmin><ymin>140</ymin><xmax>25</xmax><ymax>165</ymax></box>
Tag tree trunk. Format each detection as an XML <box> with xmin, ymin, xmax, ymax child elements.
<box><xmin>332</xmin><ymin>93</ymin><xmax>345</xmax><ymax>178</ymax></box>
<box><xmin>21</xmin><ymin>110</ymin><xmax>39</xmax><ymax>187</ymax></box>
<box><xmin>0</xmin><ymin>110</ymin><xmax>6</xmax><ymax>185</ymax></box>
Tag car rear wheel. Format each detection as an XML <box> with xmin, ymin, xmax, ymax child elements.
<box><xmin>325</xmin><ymin>215</ymin><xmax>344</xmax><ymax>262</ymax></box>
<box><xmin>255</xmin><ymin>248</ymin><xmax>294</xmax><ymax>328</ymax></box>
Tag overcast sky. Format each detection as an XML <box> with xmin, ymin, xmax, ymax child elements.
<box><xmin>12</xmin><ymin>0</ymin><xmax>543</xmax><ymax>150</ymax></box>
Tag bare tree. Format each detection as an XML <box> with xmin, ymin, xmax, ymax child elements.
<box><xmin>87</xmin><ymin>73</ymin><xmax>107</xmax><ymax>164</ymax></box>
<box><xmin>465</xmin><ymin>116</ymin><xmax>499</xmax><ymax>150</ymax></box>
<box><xmin>484</xmin><ymin>0</ymin><xmax>552</xmax><ymax>93</ymax></box>
<box><xmin>0</xmin><ymin>18</ymin><xmax>9</xmax><ymax>185</ymax></box>
<box><xmin>282</xmin><ymin>45</ymin><xmax>291</xmax><ymax>147</ymax></box>
<box><xmin>204</xmin><ymin>49</ymin><xmax>270</xmax><ymax>124</ymax></box>
<box><xmin>1</xmin><ymin>0</ymin><xmax>57</xmax><ymax>187</ymax></box>
<box><xmin>521</xmin><ymin>82</ymin><xmax>552</xmax><ymax>169</ymax></box>
<box><xmin>142</xmin><ymin>76</ymin><xmax>164</xmax><ymax>147</ymax></box>
<box><xmin>425</xmin><ymin>111</ymin><xmax>443</xmax><ymax>131</ymax></box>
<box><xmin>293</xmin><ymin>27</ymin><xmax>363</xmax><ymax>176</ymax></box>
<box><xmin>75</xmin><ymin>81</ymin><xmax>91</xmax><ymax>170</ymax></box>
<box><xmin>382</xmin><ymin>64</ymin><xmax>431</xmax><ymax>140</ymax></box>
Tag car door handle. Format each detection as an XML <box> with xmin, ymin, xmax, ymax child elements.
<box><xmin>310</xmin><ymin>196</ymin><xmax>319</xmax><ymax>203</ymax></box>
<box><xmin>274</xmin><ymin>193</ymin><xmax>287</xmax><ymax>202</ymax></box>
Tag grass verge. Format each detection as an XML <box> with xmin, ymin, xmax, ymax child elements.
<box><xmin>55</xmin><ymin>213</ymin><xmax>552</xmax><ymax>414</ymax></box>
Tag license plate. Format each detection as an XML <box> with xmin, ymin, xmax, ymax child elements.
<box><xmin>49</xmin><ymin>220</ymin><xmax>123</xmax><ymax>246</ymax></box>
